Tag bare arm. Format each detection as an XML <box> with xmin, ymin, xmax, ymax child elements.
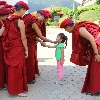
<box><xmin>60</xmin><ymin>47</ymin><xmax>64</xmax><ymax>65</ymax></box>
<box><xmin>18</xmin><ymin>19</ymin><xmax>28</xmax><ymax>57</ymax></box>
<box><xmin>0</xmin><ymin>26</ymin><xmax>5</xmax><ymax>36</ymax></box>
<box><xmin>45</xmin><ymin>45</ymin><xmax>56</xmax><ymax>48</ymax></box>
<box><xmin>41</xmin><ymin>42</ymin><xmax>56</xmax><ymax>48</ymax></box>
<box><xmin>32</xmin><ymin>23</ymin><xmax>57</xmax><ymax>43</ymax></box>
<box><xmin>79</xmin><ymin>27</ymin><xmax>98</xmax><ymax>54</ymax></box>
<box><xmin>61</xmin><ymin>47</ymin><xmax>64</xmax><ymax>60</ymax></box>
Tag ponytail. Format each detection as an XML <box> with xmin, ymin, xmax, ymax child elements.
<box><xmin>65</xmin><ymin>36</ymin><xmax>68</xmax><ymax>48</ymax></box>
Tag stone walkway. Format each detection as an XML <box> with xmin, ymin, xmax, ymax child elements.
<box><xmin>0</xmin><ymin>28</ymin><xmax>100</xmax><ymax>100</ymax></box>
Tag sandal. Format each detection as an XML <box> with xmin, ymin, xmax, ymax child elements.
<box><xmin>18</xmin><ymin>93</ymin><xmax>27</xmax><ymax>97</ymax></box>
<box><xmin>27</xmin><ymin>80</ymin><xmax>36</xmax><ymax>84</ymax></box>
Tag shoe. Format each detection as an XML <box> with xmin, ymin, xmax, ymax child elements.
<box><xmin>85</xmin><ymin>92</ymin><xmax>100</xmax><ymax>96</ymax></box>
<box><xmin>55</xmin><ymin>80</ymin><xmax>63</xmax><ymax>85</ymax></box>
<box><xmin>18</xmin><ymin>93</ymin><xmax>27</xmax><ymax>97</ymax></box>
<box><xmin>37</xmin><ymin>74</ymin><xmax>41</xmax><ymax>76</ymax></box>
<box><xmin>27</xmin><ymin>80</ymin><xmax>36</xmax><ymax>84</ymax></box>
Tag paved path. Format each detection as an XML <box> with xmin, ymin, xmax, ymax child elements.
<box><xmin>0</xmin><ymin>28</ymin><xmax>100</xmax><ymax>100</ymax></box>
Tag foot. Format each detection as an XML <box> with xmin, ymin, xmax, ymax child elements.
<box><xmin>55</xmin><ymin>80</ymin><xmax>63</xmax><ymax>85</ymax></box>
<box><xmin>18</xmin><ymin>93</ymin><xmax>27</xmax><ymax>97</ymax></box>
<box><xmin>27</xmin><ymin>80</ymin><xmax>36</xmax><ymax>84</ymax></box>
<box><xmin>37</xmin><ymin>74</ymin><xmax>41</xmax><ymax>76</ymax></box>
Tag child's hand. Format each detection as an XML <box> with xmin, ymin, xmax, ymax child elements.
<box><xmin>60</xmin><ymin>60</ymin><xmax>63</xmax><ymax>65</ymax></box>
<box><xmin>41</xmin><ymin>42</ymin><xmax>46</xmax><ymax>47</ymax></box>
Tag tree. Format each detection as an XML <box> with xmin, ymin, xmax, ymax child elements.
<box><xmin>96</xmin><ymin>0</ymin><xmax>100</xmax><ymax>4</ymax></box>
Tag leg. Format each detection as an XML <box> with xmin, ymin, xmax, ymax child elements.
<box><xmin>57</xmin><ymin>60</ymin><xmax>64</xmax><ymax>81</ymax></box>
<box><xmin>7</xmin><ymin>65</ymin><xmax>28</xmax><ymax>95</ymax></box>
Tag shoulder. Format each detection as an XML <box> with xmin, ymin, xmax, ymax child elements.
<box><xmin>79</xmin><ymin>27</ymin><xmax>87</xmax><ymax>33</ymax></box>
<box><xmin>57</xmin><ymin>43</ymin><xmax>64</xmax><ymax>47</ymax></box>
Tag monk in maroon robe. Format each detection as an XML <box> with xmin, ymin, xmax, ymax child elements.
<box><xmin>0</xmin><ymin>4</ymin><xmax>11</xmax><ymax>89</ymax></box>
<box><xmin>2</xmin><ymin>1</ymin><xmax>29</xmax><ymax>96</ymax></box>
<box><xmin>60</xmin><ymin>18</ymin><xmax>100</xmax><ymax>96</ymax></box>
<box><xmin>23</xmin><ymin>10</ymin><xmax>55</xmax><ymax>84</ymax></box>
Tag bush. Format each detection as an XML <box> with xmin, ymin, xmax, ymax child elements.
<box><xmin>96</xmin><ymin>0</ymin><xmax>100</xmax><ymax>4</ymax></box>
<box><xmin>46</xmin><ymin>7</ymin><xmax>73</xmax><ymax>26</ymax></box>
<box><xmin>51</xmin><ymin>7</ymin><xmax>73</xmax><ymax>18</ymax></box>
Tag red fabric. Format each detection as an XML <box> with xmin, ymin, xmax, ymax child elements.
<box><xmin>4</xmin><ymin>4</ymin><xmax>13</xmax><ymax>8</ymax></box>
<box><xmin>23</xmin><ymin>14</ymin><xmax>40</xmax><ymax>82</ymax></box>
<box><xmin>0</xmin><ymin>37</ymin><xmax>5</xmax><ymax>88</ymax></box>
<box><xmin>60</xmin><ymin>18</ymin><xmax>73</xmax><ymax>28</ymax></box>
<box><xmin>70</xmin><ymin>21</ymin><xmax>100</xmax><ymax>93</ymax></box>
<box><xmin>0</xmin><ymin>7</ymin><xmax>11</xmax><ymax>15</ymax></box>
<box><xmin>70</xmin><ymin>21</ymin><xmax>100</xmax><ymax>66</ymax></box>
<box><xmin>0</xmin><ymin>1</ymin><xmax>6</xmax><ymax>5</ymax></box>
<box><xmin>0</xmin><ymin>21</ymin><xmax>6</xmax><ymax>88</ymax></box>
<box><xmin>38</xmin><ymin>10</ymin><xmax>52</xmax><ymax>19</ymax></box>
<box><xmin>2</xmin><ymin>15</ymin><xmax>28</xmax><ymax>95</ymax></box>
<box><xmin>15</xmin><ymin>1</ymin><xmax>29</xmax><ymax>10</ymax></box>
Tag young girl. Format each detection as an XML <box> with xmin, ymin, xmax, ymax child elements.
<box><xmin>42</xmin><ymin>33</ymin><xmax>68</xmax><ymax>85</ymax></box>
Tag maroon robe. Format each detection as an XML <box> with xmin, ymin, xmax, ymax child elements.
<box><xmin>2</xmin><ymin>15</ymin><xmax>28</xmax><ymax>95</ymax></box>
<box><xmin>23</xmin><ymin>14</ymin><xmax>41</xmax><ymax>82</ymax></box>
<box><xmin>0</xmin><ymin>21</ymin><xmax>6</xmax><ymax>88</ymax></box>
<box><xmin>70</xmin><ymin>21</ymin><xmax>100</xmax><ymax>93</ymax></box>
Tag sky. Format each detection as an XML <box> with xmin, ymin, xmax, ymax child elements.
<box><xmin>6</xmin><ymin>0</ymin><xmax>82</xmax><ymax>5</ymax></box>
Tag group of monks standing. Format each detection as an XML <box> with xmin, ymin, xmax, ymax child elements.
<box><xmin>1</xmin><ymin>0</ymin><xmax>100</xmax><ymax>98</ymax></box>
<box><xmin>0</xmin><ymin>0</ymin><xmax>57</xmax><ymax>97</ymax></box>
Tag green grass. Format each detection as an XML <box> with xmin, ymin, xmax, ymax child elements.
<box><xmin>79</xmin><ymin>10</ymin><xmax>100</xmax><ymax>22</ymax></box>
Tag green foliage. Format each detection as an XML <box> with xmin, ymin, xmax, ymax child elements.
<box><xmin>76</xmin><ymin>5</ymin><xmax>100</xmax><ymax>20</ymax></box>
<box><xmin>96</xmin><ymin>0</ymin><xmax>100</xmax><ymax>4</ymax></box>
<box><xmin>79</xmin><ymin>10</ymin><xmax>100</xmax><ymax>22</ymax></box>
<box><xmin>46</xmin><ymin>7</ymin><xmax>73</xmax><ymax>26</ymax></box>
<box><xmin>51</xmin><ymin>7</ymin><xmax>73</xmax><ymax>18</ymax></box>
<box><xmin>46</xmin><ymin>20</ymin><xmax>59</xmax><ymax>26</ymax></box>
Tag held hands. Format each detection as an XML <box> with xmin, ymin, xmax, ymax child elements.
<box><xmin>41</xmin><ymin>42</ymin><xmax>46</xmax><ymax>47</ymax></box>
<box><xmin>52</xmin><ymin>40</ymin><xmax>58</xmax><ymax>44</ymax></box>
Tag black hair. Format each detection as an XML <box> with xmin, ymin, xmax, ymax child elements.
<box><xmin>58</xmin><ymin>33</ymin><xmax>68</xmax><ymax>48</ymax></box>
<box><xmin>64</xmin><ymin>22</ymin><xmax>74</xmax><ymax>28</ymax></box>
<box><xmin>15</xmin><ymin>4</ymin><xmax>26</xmax><ymax>11</ymax></box>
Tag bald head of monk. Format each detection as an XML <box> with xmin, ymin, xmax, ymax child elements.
<box><xmin>60</xmin><ymin>18</ymin><xmax>74</xmax><ymax>33</ymax></box>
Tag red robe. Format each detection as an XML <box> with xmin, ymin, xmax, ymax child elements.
<box><xmin>2</xmin><ymin>15</ymin><xmax>28</xmax><ymax>95</ymax></box>
<box><xmin>0</xmin><ymin>21</ymin><xmax>6</xmax><ymax>88</ymax></box>
<box><xmin>70</xmin><ymin>21</ymin><xmax>100</xmax><ymax>93</ymax></box>
<box><xmin>23</xmin><ymin>14</ymin><xmax>41</xmax><ymax>82</ymax></box>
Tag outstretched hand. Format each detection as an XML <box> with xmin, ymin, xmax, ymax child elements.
<box><xmin>41</xmin><ymin>42</ymin><xmax>46</xmax><ymax>47</ymax></box>
<box><xmin>53</xmin><ymin>40</ymin><xmax>58</xmax><ymax>44</ymax></box>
